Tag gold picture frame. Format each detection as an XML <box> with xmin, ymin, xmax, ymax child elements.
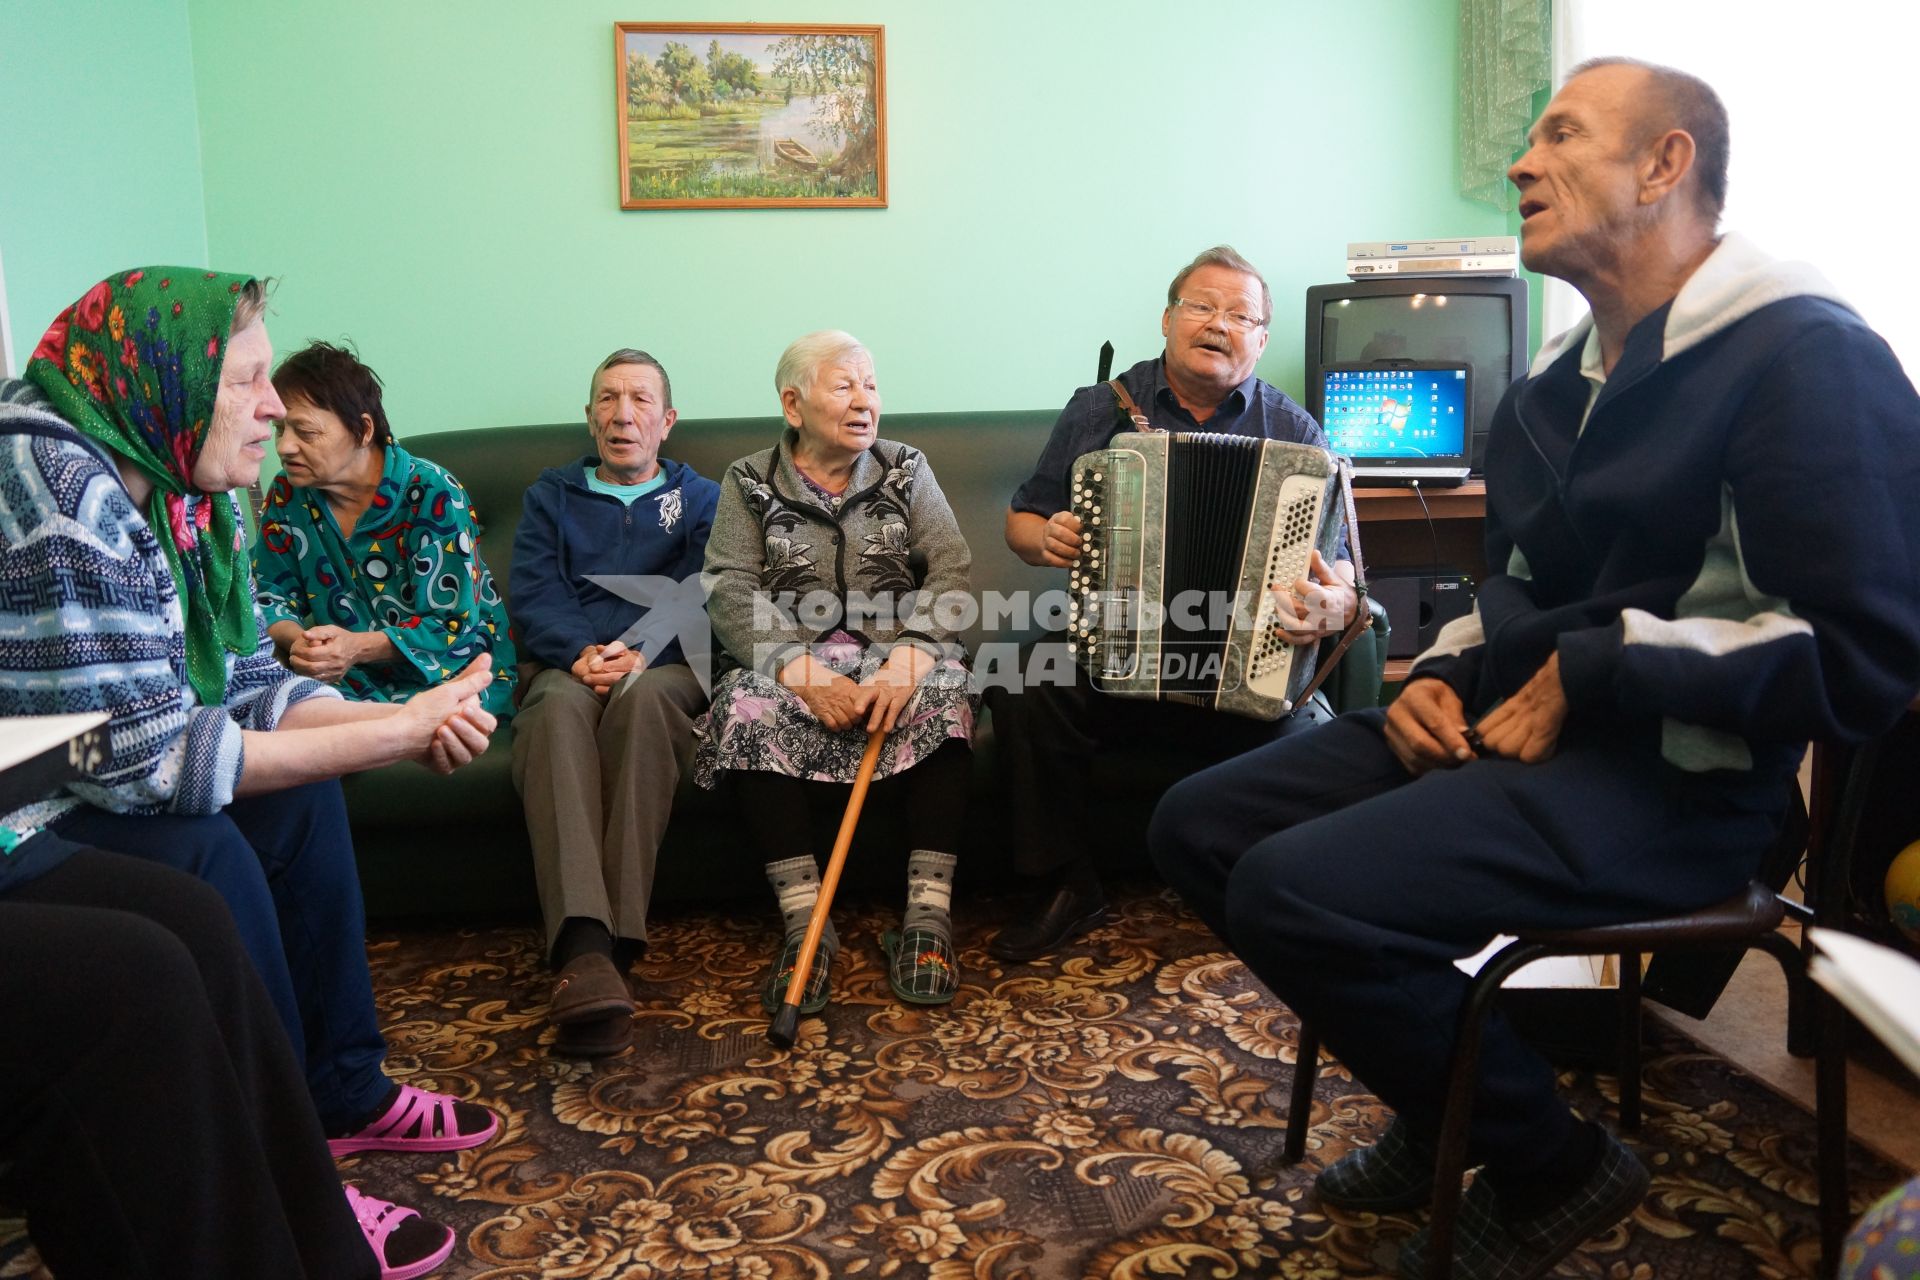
<box><xmin>615</xmin><ymin>22</ymin><xmax>887</xmax><ymax>210</ymax></box>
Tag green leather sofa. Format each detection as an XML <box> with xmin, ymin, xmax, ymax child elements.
<box><xmin>337</xmin><ymin>411</ymin><xmax>1388</xmax><ymax>918</ymax></box>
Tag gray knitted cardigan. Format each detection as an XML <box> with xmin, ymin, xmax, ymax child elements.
<box><xmin>704</xmin><ymin>429</ymin><xmax>972</xmax><ymax>677</ymax></box>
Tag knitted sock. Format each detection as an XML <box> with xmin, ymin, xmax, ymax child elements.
<box><xmin>765</xmin><ymin>855</ymin><xmax>838</xmax><ymax>953</ymax></box>
<box><xmin>903</xmin><ymin>850</ymin><xmax>958</xmax><ymax>942</ymax></box>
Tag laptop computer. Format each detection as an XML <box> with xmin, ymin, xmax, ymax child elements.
<box><xmin>1319</xmin><ymin>362</ymin><xmax>1473</xmax><ymax>486</ymax></box>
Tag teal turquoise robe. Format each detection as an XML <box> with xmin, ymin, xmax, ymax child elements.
<box><xmin>253</xmin><ymin>442</ymin><xmax>517</xmax><ymax>716</ymax></box>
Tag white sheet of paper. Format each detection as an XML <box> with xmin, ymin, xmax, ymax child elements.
<box><xmin>1454</xmin><ymin>935</ymin><xmax>1615</xmax><ymax>989</ymax></box>
<box><xmin>0</xmin><ymin>713</ymin><xmax>110</xmax><ymax>774</ymax></box>
<box><xmin>1808</xmin><ymin>927</ymin><xmax>1920</xmax><ymax>1078</ymax></box>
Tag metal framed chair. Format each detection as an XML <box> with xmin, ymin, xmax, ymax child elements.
<box><xmin>1283</xmin><ymin>738</ymin><xmax>1883</xmax><ymax>1280</ymax></box>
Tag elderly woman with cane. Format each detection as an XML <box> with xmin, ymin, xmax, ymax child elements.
<box><xmin>696</xmin><ymin>330</ymin><xmax>975</xmax><ymax>1024</ymax></box>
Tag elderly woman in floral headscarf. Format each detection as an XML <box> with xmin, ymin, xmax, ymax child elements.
<box><xmin>697</xmin><ymin>330</ymin><xmax>975</xmax><ymax>1015</ymax></box>
<box><xmin>254</xmin><ymin>340</ymin><xmax>516</xmax><ymax>716</ymax></box>
<box><xmin>0</xmin><ymin>268</ymin><xmax>504</xmax><ymax>1278</ymax></box>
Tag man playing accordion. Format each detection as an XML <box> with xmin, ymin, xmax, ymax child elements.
<box><xmin>988</xmin><ymin>245</ymin><xmax>1357</xmax><ymax>962</ymax></box>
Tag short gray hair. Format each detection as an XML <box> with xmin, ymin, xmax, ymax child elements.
<box><xmin>774</xmin><ymin>330</ymin><xmax>869</xmax><ymax>400</ymax></box>
<box><xmin>1168</xmin><ymin>246</ymin><xmax>1271</xmax><ymax>326</ymax></box>
<box><xmin>232</xmin><ymin>277</ymin><xmax>271</xmax><ymax>333</ymax></box>
<box><xmin>1567</xmin><ymin>56</ymin><xmax>1730</xmax><ymax>219</ymax></box>
<box><xmin>590</xmin><ymin>348</ymin><xmax>673</xmax><ymax>410</ymax></box>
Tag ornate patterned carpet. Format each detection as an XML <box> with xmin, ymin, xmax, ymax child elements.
<box><xmin>2</xmin><ymin>884</ymin><xmax>1905</xmax><ymax>1278</ymax></box>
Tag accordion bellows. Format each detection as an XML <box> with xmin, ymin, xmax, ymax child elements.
<box><xmin>1066</xmin><ymin>432</ymin><xmax>1343</xmax><ymax>720</ymax></box>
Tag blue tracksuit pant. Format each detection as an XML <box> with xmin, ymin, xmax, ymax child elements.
<box><xmin>53</xmin><ymin>780</ymin><xmax>390</xmax><ymax>1132</ymax></box>
<box><xmin>1148</xmin><ymin>707</ymin><xmax>1782</xmax><ymax>1175</ymax></box>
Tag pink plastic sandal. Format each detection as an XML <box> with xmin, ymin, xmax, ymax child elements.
<box><xmin>327</xmin><ymin>1083</ymin><xmax>500</xmax><ymax>1157</ymax></box>
<box><xmin>345</xmin><ymin>1184</ymin><xmax>455</xmax><ymax>1280</ymax></box>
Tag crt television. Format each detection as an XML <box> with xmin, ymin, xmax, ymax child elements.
<box><xmin>1304</xmin><ymin>276</ymin><xmax>1528</xmax><ymax>474</ymax></box>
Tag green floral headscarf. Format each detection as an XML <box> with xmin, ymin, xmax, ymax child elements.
<box><xmin>25</xmin><ymin>267</ymin><xmax>260</xmax><ymax>707</ymax></box>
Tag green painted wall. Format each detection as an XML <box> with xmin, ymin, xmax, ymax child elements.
<box><xmin>185</xmin><ymin>0</ymin><xmax>1511</xmax><ymax>435</ymax></box>
<box><xmin>0</xmin><ymin>0</ymin><xmax>210</xmax><ymax>366</ymax></box>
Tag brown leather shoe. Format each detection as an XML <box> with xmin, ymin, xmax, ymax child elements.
<box><xmin>549</xmin><ymin>952</ymin><xmax>635</xmax><ymax>1025</ymax></box>
<box><xmin>553</xmin><ymin>1009</ymin><xmax>634</xmax><ymax>1059</ymax></box>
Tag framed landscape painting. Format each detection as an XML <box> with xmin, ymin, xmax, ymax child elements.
<box><xmin>615</xmin><ymin>22</ymin><xmax>887</xmax><ymax>210</ymax></box>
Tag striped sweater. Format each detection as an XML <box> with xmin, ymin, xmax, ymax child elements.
<box><xmin>0</xmin><ymin>380</ymin><xmax>341</xmax><ymax>856</ymax></box>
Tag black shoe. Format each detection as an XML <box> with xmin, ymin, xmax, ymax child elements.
<box><xmin>988</xmin><ymin>885</ymin><xmax>1107</xmax><ymax>962</ymax></box>
<box><xmin>1315</xmin><ymin>1118</ymin><xmax>1437</xmax><ymax>1213</ymax></box>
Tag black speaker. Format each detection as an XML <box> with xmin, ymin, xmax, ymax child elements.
<box><xmin>1371</xmin><ymin>571</ymin><xmax>1476</xmax><ymax>659</ymax></box>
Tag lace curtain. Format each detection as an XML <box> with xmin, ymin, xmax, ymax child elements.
<box><xmin>1459</xmin><ymin>0</ymin><xmax>1553</xmax><ymax>209</ymax></box>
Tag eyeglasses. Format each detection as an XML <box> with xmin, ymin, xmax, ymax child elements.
<box><xmin>1172</xmin><ymin>298</ymin><xmax>1268</xmax><ymax>333</ymax></box>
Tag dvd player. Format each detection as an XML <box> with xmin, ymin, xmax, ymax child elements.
<box><xmin>1345</xmin><ymin>235</ymin><xmax>1519</xmax><ymax>279</ymax></box>
<box><xmin>1347</xmin><ymin>236</ymin><xmax>1517</xmax><ymax>259</ymax></box>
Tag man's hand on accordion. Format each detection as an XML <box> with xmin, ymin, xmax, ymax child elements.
<box><xmin>1269</xmin><ymin>550</ymin><xmax>1358</xmax><ymax>646</ymax></box>
<box><xmin>1039</xmin><ymin>510</ymin><xmax>1084</xmax><ymax>568</ymax></box>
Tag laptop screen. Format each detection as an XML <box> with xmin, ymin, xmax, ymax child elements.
<box><xmin>1319</xmin><ymin>363</ymin><xmax>1471</xmax><ymax>471</ymax></box>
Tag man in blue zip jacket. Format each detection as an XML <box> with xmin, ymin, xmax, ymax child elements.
<box><xmin>509</xmin><ymin>348</ymin><xmax>720</xmax><ymax>1058</ymax></box>
<box><xmin>1150</xmin><ymin>59</ymin><xmax>1920</xmax><ymax>1279</ymax></box>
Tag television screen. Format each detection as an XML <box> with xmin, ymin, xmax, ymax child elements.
<box><xmin>1321</xmin><ymin>365</ymin><xmax>1469</xmax><ymax>461</ymax></box>
<box><xmin>1317</xmin><ymin>293</ymin><xmax>1513</xmax><ymax>390</ymax></box>
<box><xmin>1304</xmin><ymin>278</ymin><xmax>1528</xmax><ymax>474</ymax></box>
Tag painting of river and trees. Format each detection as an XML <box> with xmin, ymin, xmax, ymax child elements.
<box><xmin>614</xmin><ymin>23</ymin><xmax>886</xmax><ymax>209</ymax></box>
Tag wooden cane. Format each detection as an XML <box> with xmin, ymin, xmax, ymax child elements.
<box><xmin>767</xmin><ymin>727</ymin><xmax>886</xmax><ymax>1048</ymax></box>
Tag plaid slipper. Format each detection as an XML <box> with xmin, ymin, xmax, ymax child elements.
<box><xmin>1398</xmin><ymin>1128</ymin><xmax>1649</xmax><ymax>1280</ymax></box>
<box><xmin>761</xmin><ymin>933</ymin><xmax>834</xmax><ymax>1016</ymax></box>
<box><xmin>1316</xmin><ymin>1117</ymin><xmax>1438</xmax><ymax>1212</ymax></box>
<box><xmin>883</xmin><ymin>926</ymin><xmax>959</xmax><ymax>1005</ymax></box>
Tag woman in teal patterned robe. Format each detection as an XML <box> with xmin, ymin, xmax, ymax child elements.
<box><xmin>253</xmin><ymin>342</ymin><xmax>516</xmax><ymax>716</ymax></box>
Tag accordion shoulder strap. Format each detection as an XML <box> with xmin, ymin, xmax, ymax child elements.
<box><xmin>1294</xmin><ymin>457</ymin><xmax>1372</xmax><ymax>708</ymax></box>
<box><xmin>1108</xmin><ymin>379</ymin><xmax>1153</xmax><ymax>431</ymax></box>
<box><xmin>1334</xmin><ymin>458</ymin><xmax>1367</xmax><ymax>589</ymax></box>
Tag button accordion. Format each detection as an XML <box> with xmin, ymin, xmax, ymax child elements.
<box><xmin>1065</xmin><ymin>431</ymin><xmax>1346</xmax><ymax>719</ymax></box>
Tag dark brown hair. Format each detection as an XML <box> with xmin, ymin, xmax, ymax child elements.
<box><xmin>272</xmin><ymin>340</ymin><xmax>394</xmax><ymax>446</ymax></box>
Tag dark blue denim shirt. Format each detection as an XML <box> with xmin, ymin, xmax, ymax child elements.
<box><xmin>1010</xmin><ymin>356</ymin><xmax>1328</xmax><ymax>518</ymax></box>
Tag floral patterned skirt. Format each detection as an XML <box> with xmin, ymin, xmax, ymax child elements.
<box><xmin>693</xmin><ymin>647</ymin><xmax>974</xmax><ymax>788</ymax></box>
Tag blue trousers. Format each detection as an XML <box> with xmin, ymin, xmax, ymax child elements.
<box><xmin>1148</xmin><ymin>707</ymin><xmax>1780</xmax><ymax>1176</ymax></box>
<box><xmin>54</xmin><ymin>781</ymin><xmax>390</xmax><ymax>1132</ymax></box>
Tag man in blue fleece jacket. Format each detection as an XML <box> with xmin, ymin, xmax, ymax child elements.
<box><xmin>1150</xmin><ymin>58</ymin><xmax>1920</xmax><ymax>1278</ymax></box>
<box><xmin>509</xmin><ymin>348</ymin><xmax>720</xmax><ymax>1057</ymax></box>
